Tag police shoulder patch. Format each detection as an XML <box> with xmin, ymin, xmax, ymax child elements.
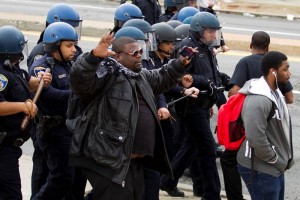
<box><xmin>34</xmin><ymin>66</ymin><xmax>46</xmax><ymax>78</ymax></box>
<box><xmin>0</xmin><ymin>74</ymin><xmax>8</xmax><ymax>92</ymax></box>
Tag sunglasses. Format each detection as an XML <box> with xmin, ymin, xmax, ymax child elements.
<box><xmin>120</xmin><ymin>48</ymin><xmax>143</xmax><ymax>57</ymax></box>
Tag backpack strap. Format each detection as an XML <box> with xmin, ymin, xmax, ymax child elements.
<box><xmin>267</xmin><ymin>101</ymin><xmax>276</xmax><ymax>121</ymax></box>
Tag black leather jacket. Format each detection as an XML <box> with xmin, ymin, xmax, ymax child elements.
<box><xmin>69</xmin><ymin>52</ymin><xmax>185</xmax><ymax>186</ymax></box>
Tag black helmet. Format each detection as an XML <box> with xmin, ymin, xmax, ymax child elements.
<box><xmin>190</xmin><ymin>12</ymin><xmax>221</xmax><ymax>36</ymax></box>
<box><xmin>152</xmin><ymin>23</ymin><xmax>180</xmax><ymax>42</ymax></box>
<box><xmin>175</xmin><ymin>24</ymin><xmax>190</xmax><ymax>39</ymax></box>
<box><xmin>166</xmin><ymin>20</ymin><xmax>183</xmax><ymax>29</ymax></box>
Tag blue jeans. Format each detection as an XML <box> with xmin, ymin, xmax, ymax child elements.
<box><xmin>238</xmin><ymin>164</ymin><xmax>285</xmax><ymax>200</ymax></box>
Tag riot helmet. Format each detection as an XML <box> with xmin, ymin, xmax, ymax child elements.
<box><xmin>115</xmin><ymin>27</ymin><xmax>149</xmax><ymax>60</ymax></box>
<box><xmin>190</xmin><ymin>12</ymin><xmax>221</xmax><ymax>37</ymax></box>
<box><xmin>123</xmin><ymin>19</ymin><xmax>157</xmax><ymax>51</ymax></box>
<box><xmin>43</xmin><ymin>22</ymin><xmax>78</xmax><ymax>53</ymax></box>
<box><xmin>152</xmin><ymin>23</ymin><xmax>180</xmax><ymax>58</ymax></box>
<box><xmin>152</xmin><ymin>23</ymin><xmax>180</xmax><ymax>43</ymax></box>
<box><xmin>114</xmin><ymin>3</ymin><xmax>144</xmax><ymax>30</ymax></box>
<box><xmin>46</xmin><ymin>3</ymin><xmax>82</xmax><ymax>39</ymax></box>
<box><xmin>183</xmin><ymin>16</ymin><xmax>193</xmax><ymax>24</ymax></box>
<box><xmin>175</xmin><ymin>24</ymin><xmax>190</xmax><ymax>39</ymax></box>
<box><xmin>0</xmin><ymin>25</ymin><xmax>28</xmax><ymax>63</ymax></box>
<box><xmin>166</xmin><ymin>20</ymin><xmax>183</xmax><ymax>29</ymax></box>
<box><xmin>178</xmin><ymin>7</ymin><xmax>199</xmax><ymax>22</ymax></box>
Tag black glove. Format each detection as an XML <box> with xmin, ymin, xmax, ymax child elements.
<box><xmin>219</xmin><ymin>72</ymin><xmax>231</xmax><ymax>91</ymax></box>
<box><xmin>207</xmin><ymin>80</ymin><xmax>217</xmax><ymax>96</ymax></box>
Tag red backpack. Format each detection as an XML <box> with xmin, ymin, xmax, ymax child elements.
<box><xmin>217</xmin><ymin>93</ymin><xmax>275</xmax><ymax>150</ymax></box>
<box><xmin>217</xmin><ymin>93</ymin><xmax>246</xmax><ymax>150</ymax></box>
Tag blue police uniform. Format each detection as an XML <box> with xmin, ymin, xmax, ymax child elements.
<box><xmin>29</xmin><ymin>55</ymin><xmax>74</xmax><ymax>200</ymax></box>
<box><xmin>27</xmin><ymin>43</ymin><xmax>83</xmax><ymax>199</ymax></box>
<box><xmin>0</xmin><ymin>62</ymin><xmax>33</xmax><ymax>200</ymax></box>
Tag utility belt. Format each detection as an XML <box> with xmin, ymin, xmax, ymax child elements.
<box><xmin>38</xmin><ymin>115</ymin><xmax>66</xmax><ymax>138</ymax></box>
<box><xmin>0</xmin><ymin>132</ymin><xmax>28</xmax><ymax>147</ymax></box>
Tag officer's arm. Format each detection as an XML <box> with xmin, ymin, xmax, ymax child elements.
<box><xmin>28</xmin><ymin>72</ymin><xmax>52</xmax><ymax>92</ymax></box>
<box><xmin>28</xmin><ymin>76</ymin><xmax>40</xmax><ymax>92</ymax></box>
<box><xmin>0</xmin><ymin>101</ymin><xmax>32</xmax><ymax>116</ymax></box>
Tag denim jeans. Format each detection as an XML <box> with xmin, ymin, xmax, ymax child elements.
<box><xmin>238</xmin><ymin>164</ymin><xmax>285</xmax><ymax>200</ymax></box>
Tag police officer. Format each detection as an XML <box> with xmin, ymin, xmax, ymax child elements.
<box><xmin>26</xmin><ymin>4</ymin><xmax>84</xmax><ymax>199</ymax></box>
<box><xmin>111</xmin><ymin>3</ymin><xmax>144</xmax><ymax>33</ymax></box>
<box><xmin>29</xmin><ymin>22</ymin><xmax>79</xmax><ymax>200</ymax></box>
<box><xmin>159</xmin><ymin>0</ymin><xmax>177</xmax><ymax>22</ymax></box>
<box><xmin>0</xmin><ymin>25</ymin><xmax>51</xmax><ymax>200</ymax></box>
<box><xmin>27</xmin><ymin>3</ymin><xmax>83</xmax><ymax>69</ymax></box>
<box><xmin>161</xmin><ymin>12</ymin><xmax>223</xmax><ymax>200</ymax></box>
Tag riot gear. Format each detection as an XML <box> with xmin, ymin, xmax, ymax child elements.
<box><xmin>178</xmin><ymin>6</ymin><xmax>199</xmax><ymax>22</ymax></box>
<box><xmin>46</xmin><ymin>3</ymin><xmax>82</xmax><ymax>38</ymax></box>
<box><xmin>190</xmin><ymin>12</ymin><xmax>221</xmax><ymax>38</ymax></box>
<box><xmin>166</xmin><ymin>20</ymin><xmax>183</xmax><ymax>29</ymax></box>
<box><xmin>152</xmin><ymin>23</ymin><xmax>179</xmax><ymax>42</ymax></box>
<box><xmin>114</xmin><ymin>3</ymin><xmax>144</xmax><ymax>30</ymax></box>
<box><xmin>43</xmin><ymin>22</ymin><xmax>78</xmax><ymax>53</ymax></box>
<box><xmin>175</xmin><ymin>24</ymin><xmax>190</xmax><ymax>39</ymax></box>
<box><xmin>123</xmin><ymin>19</ymin><xmax>157</xmax><ymax>51</ymax></box>
<box><xmin>0</xmin><ymin>25</ymin><xmax>28</xmax><ymax>63</ymax></box>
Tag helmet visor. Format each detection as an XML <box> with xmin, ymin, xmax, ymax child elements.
<box><xmin>137</xmin><ymin>40</ymin><xmax>149</xmax><ymax>60</ymax></box>
<box><xmin>145</xmin><ymin>32</ymin><xmax>157</xmax><ymax>51</ymax></box>
<box><xmin>61</xmin><ymin>19</ymin><xmax>83</xmax><ymax>40</ymax></box>
<box><xmin>21</xmin><ymin>37</ymin><xmax>28</xmax><ymax>58</ymax></box>
<box><xmin>211</xmin><ymin>29</ymin><xmax>221</xmax><ymax>46</ymax></box>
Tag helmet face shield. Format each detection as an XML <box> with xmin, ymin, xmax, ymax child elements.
<box><xmin>145</xmin><ymin>32</ymin><xmax>157</xmax><ymax>51</ymax></box>
<box><xmin>21</xmin><ymin>37</ymin><xmax>29</xmax><ymax>58</ymax></box>
<box><xmin>137</xmin><ymin>40</ymin><xmax>149</xmax><ymax>60</ymax></box>
<box><xmin>211</xmin><ymin>29</ymin><xmax>221</xmax><ymax>46</ymax></box>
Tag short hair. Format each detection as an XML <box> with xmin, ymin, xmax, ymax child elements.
<box><xmin>261</xmin><ymin>51</ymin><xmax>287</xmax><ymax>76</ymax></box>
<box><xmin>112</xmin><ymin>37</ymin><xmax>137</xmax><ymax>53</ymax></box>
<box><xmin>251</xmin><ymin>31</ymin><xmax>270</xmax><ymax>50</ymax></box>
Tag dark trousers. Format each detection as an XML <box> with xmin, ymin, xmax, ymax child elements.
<box><xmin>30</xmin><ymin>132</ymin><xmax>49</xmax><ymax>199</ymax></box>
<box><xmin>143</xmin><ymin>167</ymin><xmax>160</xmax><ymax>200</ymax></box>
<box><xmin>220</xmin><ymin>149</ymin><xmax>244</xmax><ymax>200</ymax></box>
<box><xmin>161</xmin><ymin>119</ymin><xmax>176</xmax><ymax>161</ymax></box>
<box><xmin>0</xmin><ymin>146</ymin><xmax>22</xmax><ymax>200</ymax></box>
<box><xmin>184</xmin><ymin>107</ymin><xmax>221</xmax><ymax>200</ymax></box>
<box><xmin>83</xmin><ymin>158</ymin><xmax>144</xmax><ymax>200</ymax></box>
<box><xmin>32</xmin><ymin>125</ymin><xmax>75</xmax><ymax>200</ymax></box>
<box><xmin>160</xmin><ymin>132</ymin><xmax>193</xmax><ymax>189</ymax></box>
